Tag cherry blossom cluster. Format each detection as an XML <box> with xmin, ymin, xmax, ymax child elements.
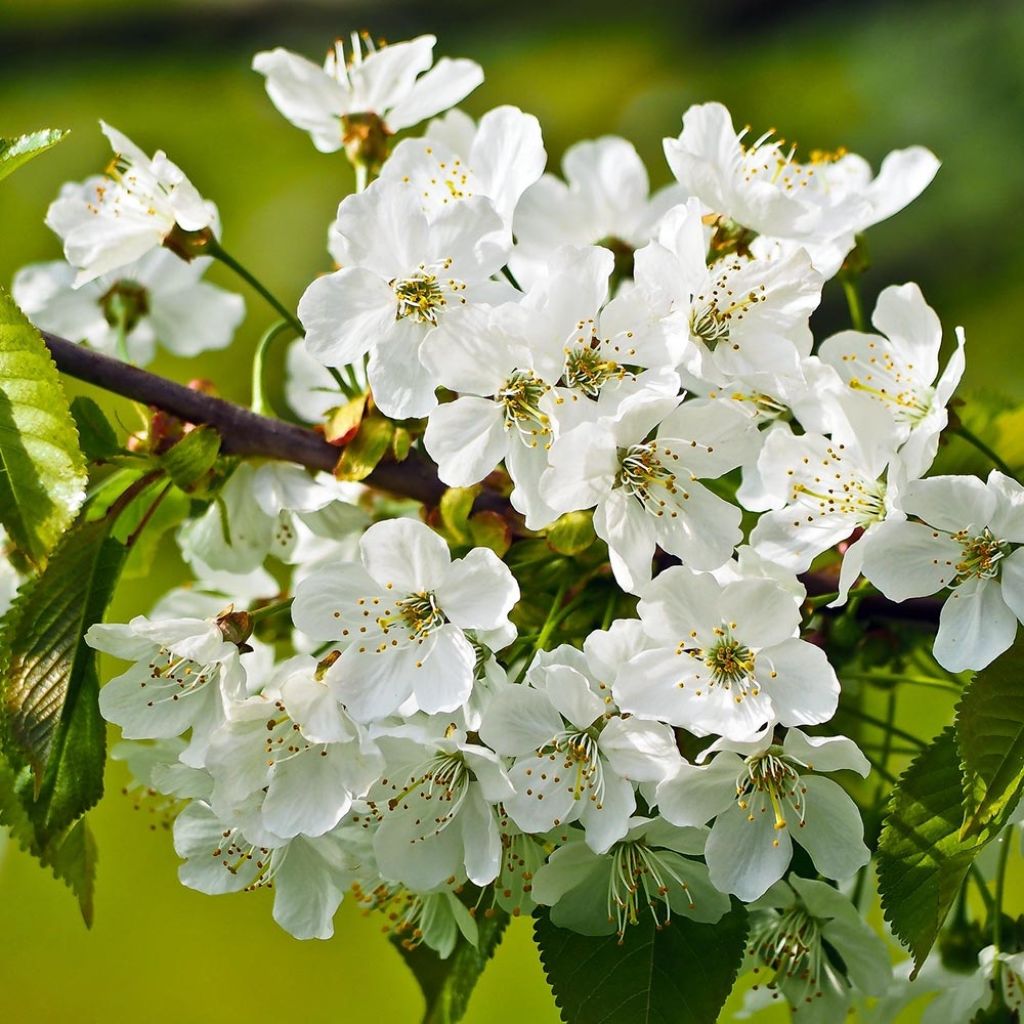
<box><xmin>21</xmin><ymin>30</ymin><xmax>1024</xmax><ymax>1021</ymax></box>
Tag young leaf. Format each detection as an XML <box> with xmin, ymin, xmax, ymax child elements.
<box><xmin>547</xmin><ymin>511</ymin><xmax>597</xmax><ymax>556</ymax></box>
<box><xmin>161</xmin><ymin>426</ymin><xmax>221</xmax><ymax>493</ymax></box>
<box><xmin>0</xmin><ymin>128</ymin><xmax>68</xmax><ymax>183</ymax></box>
<box><xmin>877</xmin><ymin>728</ymin><xmax>987</xmax><ymax>974</ymax></box>
<box><xmin>957</xmin><ymin>642</ymin><xmax>1024</xmax><ymax>840</ymax></box>
<box><xmin>1</xmin><ymin>513</ymin><xmax>126</xmax><ymax>802</ymax></box>
<box><xmin>534</xmin><ymin>905</ymin><xmax>749</xmax><ymax>1024</ymax></box>
<box><xmin>393</xmin><ymin>908</ymin><xmax>509</xmax><ymax>1024</ymax></box>
<box><xmin>336</xmin><ymin>415</ymin><xmax>394</xmax><ymax>482</ymax></box>
<box><xmin>70</xmin><ymin>396</ymin><xmax>120</xmax><ymax>461</ymax></box>
<box><xmin>0</xmin><ymin>286</ymin><xmax>87</xmax><ymax>563</ymax></box>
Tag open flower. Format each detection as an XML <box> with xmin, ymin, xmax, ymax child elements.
<box><xmin>204</xmin><ymin>658</ymin><xmax>383</xmax><ymax>840</ymax></box>
<box><xmin>47</xmin><ymin>124</ymin><xmax>218</xmax><ymax>285</ymax></box>
<box><xmin>615</xmin><ymin>566</ymin><xmax>839</xmax><ymax>742</ymax></box>
<box><xmin>818</xmin><ymin>283</ymin><xmax>965</xmax><ymax>478</ymax></box>
<box><xmin>609</xmin><ymin>199</ymin><xmax>824</xmax><ymax>387</ymax></box>
<box><xmin>480</xmin><ymin>622</ymin><xmax>680</xmax><ymax>853</ymax></box>
<box><xmin>179</xmin><ymin>461</ymin><xmax>366</xmax><ymax>575</ymax></box>
<box><xmin>743</xmin><ymin>876</ymin><xmax>891</xmax><ymax>1023</ymax></box>
<box><xmin>173</xmin><ymin>799</ymin><xmax>356</xmax><ymax>940</ymax></box>
<box><xmin>253</xmin><ymin>34</ymin><xmax>483</xmax><ymax>159</ymax></box>
<box><xmin>291</xmin><ymin>518</ymin><xmax>519</xmax><ymax>721</ymax></box>
<box><xmin>542</xmin><ymin>392</ymin><xmax>752</xmax><ymax>592</ymax></box>
<box><xmin>656</xmin><ymin>729</ymin><xmax>870</xmax><ymax>901</ymax></box>
<box><xmin>13</xmin><ymin>247</ymin><xmax>244</xmax><ymax>365</ymax></box>
<box><xmin>363</xmin><ymin>722</ymin><xmax>513</xmax><ymax>891</ymax></box>
<box><xmin>380</xmin><ymin>105</ymin><xmax>546</xmax><ymax>228</ymax></box>
<box><xmin>861</xmin><ymin>471</ymin><xmax>1024</xmax><ymax>671</ymax></box>
<box><xmin>87</xmin><ymin>612</ymin><xmax>255</xmax><ymax>767</ymax></box>
<box><xmin>531</xmin><ymin>818</ymin><xmax>730</xmax><ymax>938</ymax></box>
<box><xmin>298</xmin><ymin>180</ymin><xmax>508</xmax><ymax>419</ymax></box>
<box><xmin>664</xmin><ymin>102</ymin><xmax>939</xmax><ymax>276</ymax></box>
<box><xmin>511</xmin><ymin>135</ymin><xmax>687</xmax><ymax>287</ymax></box>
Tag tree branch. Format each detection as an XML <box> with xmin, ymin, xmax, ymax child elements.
<box><xmin>42</xmin><ymin>331</ymin><xmax>508</xmax><ymax>513</ymax></box>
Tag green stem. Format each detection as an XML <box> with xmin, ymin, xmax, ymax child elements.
<box><xmin>952</xmin><ymin>425</ymin><xmax>1022</xmax><ymax>484</ymax></box>
<box><xmin>841</xmin><ymin>275</ymin><xmax>866</xmax><ymax>332</ymax></box>
<box><xmin>873</xmin><ymin>688</ymin><xmax>898</xmax><ymax>805</ymax></box>
<box><xmin>970</xmin><ymin>863</ymin><xmax>996</xmax><ymax>918</ymax></box>
<box><xmin>250</xmin><ymin>596</ymin><xmax>295</xmax><ymax>623</ymax></box>
<box><xmin>354</xmin><ymin>162</ymin><xmax>369</xmax><ymax>194</ymax></box>
<box><xmin>207</xmin><ymin>239</ymin><xmax>304</xmax><ymax>337</ymax></box>
<box><xmin>836</xmin><ymin>704</ymin><xmax>926</xmax><ymax>748</ymax></box>
<box><xmin>992</xmin><ymin>829</ymin><xmax>1012</xmax><ymax>964</ymax></box>
<box><xmin>600</xmin><ymin>589</ymin><xmax>618</xmax><ymax>631</ymax></box>
<box><xmin>842</xmin><ymin>671</ymin><xmax>961</xmax><ymax>694</ymax></box>
<box><xmin>251</xmin><ymin>320</ymin><xmax>295</xmax><ymax>416</ymax></box>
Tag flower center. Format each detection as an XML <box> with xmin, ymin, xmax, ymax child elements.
<box><xmin>552</xmin><ymin>729</ymin><xmax>605</xmax><ymax>803</ymax></box>
<box><xmin>617</xmin><ymin>442</ymin><xmax>682</xmax><ymax>517</ymax></box>
<box><xmin>705</xmin><ymin>634</ymin><xmax>757</xmax><ymax>688</ymax></box>
<box><xmin>392</xmin><ymin>591</ymin><xmax>445</xmax><ymax>639</ymax></box>
<box><xmin>789</xmin><ymin>445</ymin><xmax>887</xmax><ymax>525</ymax></box>
<box><xmin>100</xmin><ymin>279</ymin><xmax>149</xmax><ymax>333</ymax></box>
<box><xmin>377</xmin><ymin>751</ymin><xmax>471</xmax><ymax>837</ymax></box>
<box><xmin>737</xmin><ymin>748</ymin><xmax>806</xmax><ymax>836</ymax></box>
<box><xmin>141</xmin><ymin>649</ymin><xmax>215</xmax><ymax>709</ymax></box>
<box><xmin>607</xmin><ymin>841</ymin><xmax>693</xmax><ymax>943</ymax></box>
<box><xmin>749</xmin><ymin>906</ymin><xmax>825</xmax><ymax>996</ymax></box>
<box><xmin>393</xmin><ymin>268</ymin><xmax>451</xmax><ymax>325</ymax></box>
<box><xmin>498</xmin><ymin>370</ymin><xmax>551</xmax><ymax>445</ymax></box>
<box><xmin>563</xmin><ymin>344</ymin><xmax>624</xmax><ymax>398</ymax></box>
<box><xmin>952</xmin><ymin>528</ymin><xmax>1009</xmax><ymax>583</ymax></box>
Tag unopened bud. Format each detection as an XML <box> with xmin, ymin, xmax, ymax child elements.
<box><xmin>163</xmin><ymin>224</ymin><xmax>215</xmax><ymax>262</ymax></box>
<box><xmin>217</xmin><ymin>609</ymin><xmax>254</xmax><ymax>649</ymax></box>
<box><xmin>341</xmin><ymin>112</ymin><xmax>392</xmax><ymax>174</ymax></box>
<box><xmin>315</xmin><ymin>649</ymin><xmax>342</xmax><ymax>680</ymax></box>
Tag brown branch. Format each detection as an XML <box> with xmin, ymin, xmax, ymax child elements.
<box><xmin>42</xmin><ymin>331</ymin><xmax>513</xmax><ymax>516</ymax></box>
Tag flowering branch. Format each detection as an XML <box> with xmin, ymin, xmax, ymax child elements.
<box><xmin>42</xmin><ymin>330</ymin><xmax>512</xmax><ymax>516</ymax></box>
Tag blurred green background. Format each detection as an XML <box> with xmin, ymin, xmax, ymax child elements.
<box><xmin>2</xmin><ymin>0</ymin><xmax>1023</xmax><ymax>1020</ymax></box>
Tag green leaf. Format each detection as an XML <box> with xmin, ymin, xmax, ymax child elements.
<box><xmin>43</xmin><ymin>816</ymin><xmax>99</xmax><ymax>927</ymax></box>
<box><xmin>0</xmin><ymin>128</ymin><xmax>68</xmax><ymax>183</ymax></box>
<box><xmin>161</xmin><ymin>426</ymin><xmax>221</xmax><ymax>493</ymax></box>
<box><xmin>957</xmin><ymin>642</ymin><xmax>1024</xmax><ymax>840</ymax></box>
<box><xmin>468</xmin><ymin>511</ymin><xmax>511</xmax><ymax>558</ymax></box>
<box><xmin>534</xmin><ymin>905</ymin><xmax>749</xmax><ymax>1024</ymax></box>
<box><xmin>440</xmin><ymin>486</ymin><xmax>480</xmax><ymax>545</ymax></box>
<box><xmin>547</xmin><ymin>511</ymin><xmax>597</xmax><ymax>556</ymax></box>
<box><xmin>0</xmin><ymin>287</ymin><xmax>87</xmax><ymax>563</ymax></box>
<box><xmin>1</xmin><ymin>513</ymin><xmax>125</xmax><ymax>806</ymax></box>
<box><xmin>877</xmin><ymin>728</ymin><xmax>987</xmax><ymax>974</ymax></box>
<box><xmin>394</xmin><ymin>908</ymin><xmax>509</xmax><ymax>1024</ymax></box>
<box><xmin>70</xmin><ymin>396</ymin><xmax>120</xmax><ymax>461</ymax></box>
<box><xmin>336</xmin><ymin>415</ymin><xmax>394</xmax><ymax>482</ymax></box>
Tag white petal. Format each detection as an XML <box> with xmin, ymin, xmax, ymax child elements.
<box><xmin>796</xmin><ymin>776</ymin><xmax>870</xmax><ymax>881</ymax></box>
<box><xmin>654</xmin><ymin>755</ymin><xmax>739</xmax><ymax>826</ymax></box>
<box><xmin>859</xmin><ymin>519</ymin><xmax>960</xmax><ymax>601</ymax></box>
<box><xmin>757</xmin><ymin>639</ymin><xmax>839</xmax><ymax>731</ymax></box>
<box><xmin>782</xmin><ymin>730</ymin><xmax>869</xmax><ymax>777</ymax></box>
<box><xmin>424</xmin><ymin>396</ymin><xmax>507</xmax><ymax>486</ymax></box>
<box><xmin>706</xmin><ymin>801</ymin><xmax>793</xmax><ymax>902</ymax></box>
<box><xmin>934</xmin><ymin>577</ymin><xmax>1018</xmax><ymax>672</ymax></box>
<box><xmin>437</xmin><ymin>547</ymin><xmax>519</xmax><ymax>631</ymax></box>
<box><xmin>271</xmin><ymin>834</ymin><xmax>350</xmax><ymax>939</ymax></box>
<box><xmin>298</xmin><ymin>268</ymin><xmax>396</xmax><ymax>368</ymax></box>
<box><xmin>900</xmin><ymin>474</ymin><xmax>995</xmax><ymax>534</ymax></box>
<box><xmin>386</xmin><ymin>58</ymin><xmax>484</xmax><ymax>132</ymax></box>
<box><xmin>599</xmin><ymin>716</ymin><xmax>681</xmax><ymax>783</ymax></box>
<box><xmin>479</xmin><ymin>685</ymin><xmax>563</xmax><ymax>755</ymax></box>
<box><xmin>360</xmin><ymin>517</ymin><xmax>451</xmax><ymax>592</ymax></box>
<box><xmin>1000</xmin><ymin>548</ymin><xmax>1024</xmax><ymax>623</ymax></box>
